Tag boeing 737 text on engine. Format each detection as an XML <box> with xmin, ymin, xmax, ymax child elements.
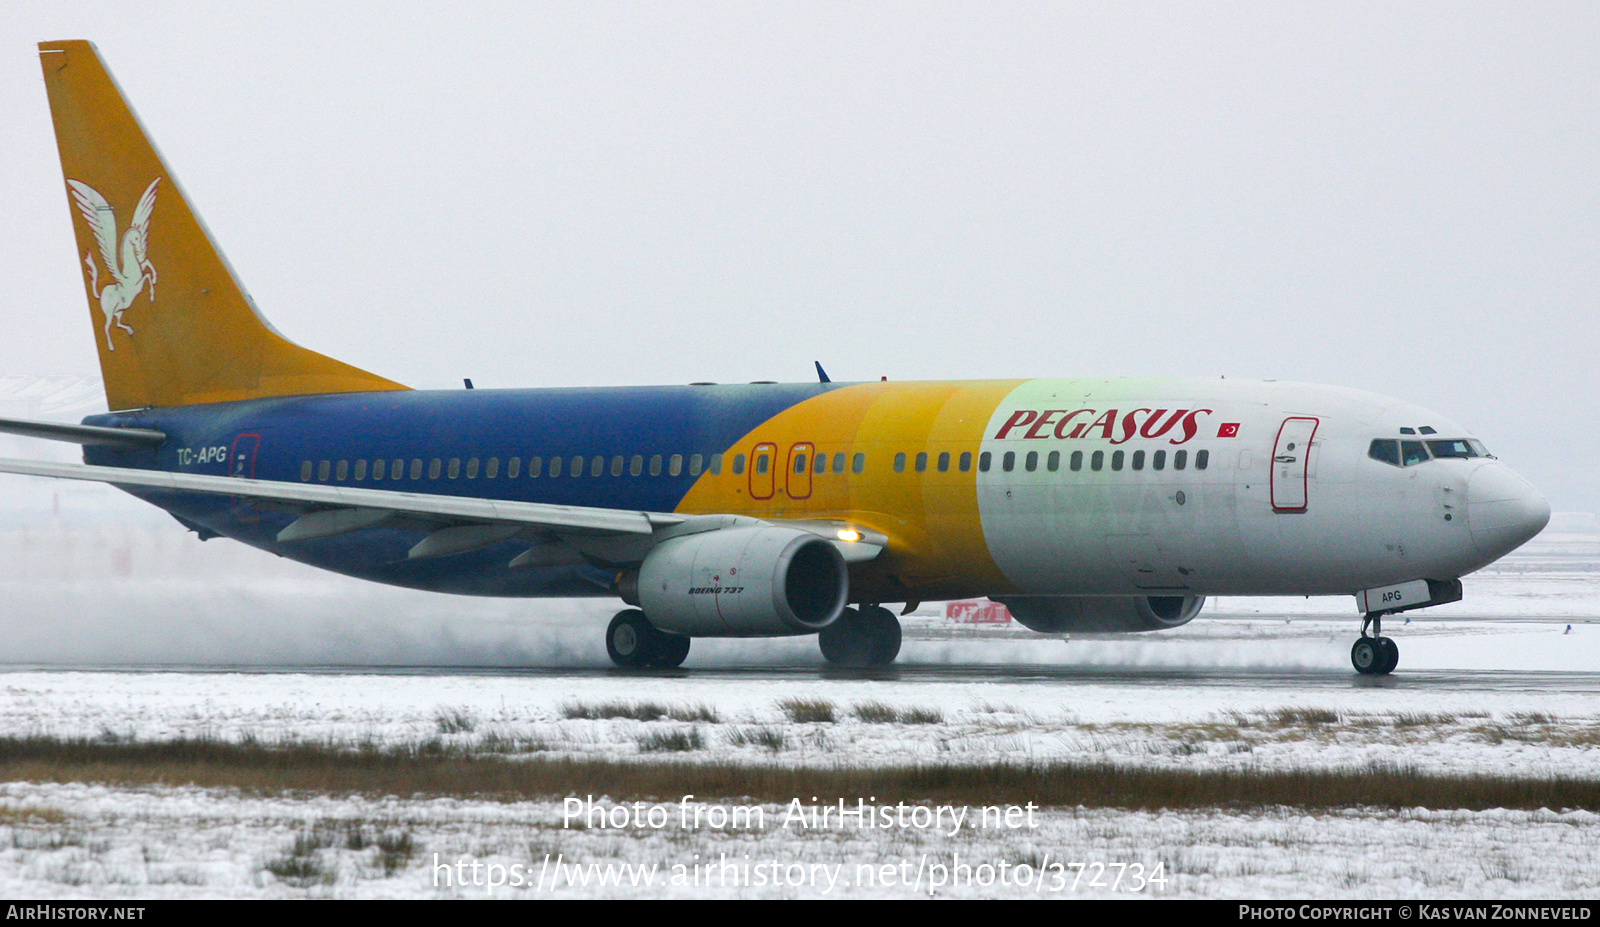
<box><xmin>0</xmin><ymin>41</ymin><xmax>1551</xmax><ymax>674</ymax></box>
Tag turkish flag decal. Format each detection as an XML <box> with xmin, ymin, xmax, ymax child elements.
<box><xmin>1218</xmin><ymin>423</ymin><xmax>1241</xmax><ymax>438</ymax></box>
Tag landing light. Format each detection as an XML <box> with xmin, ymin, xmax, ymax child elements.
<box><xmin>836</xmin><ymin>528</ymin><xmax>862</xmax><ymax>543</ymax></box>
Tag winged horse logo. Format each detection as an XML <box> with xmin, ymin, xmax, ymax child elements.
<box><xmin>67</xmin><ymin>178</ymin><xmax>160</xmax><ymax>351</ymax></box>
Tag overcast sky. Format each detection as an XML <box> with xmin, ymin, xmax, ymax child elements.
<box><xmin>1</xmin><ymin>2</ymin><xmax>1595</xmax><ymax>511</ymax></box>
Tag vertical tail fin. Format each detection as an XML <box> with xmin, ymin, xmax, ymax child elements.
<box><xmin>39</xmin><ymin>40</ymin><xmax>408</xmax><ymax>410</ymax></box>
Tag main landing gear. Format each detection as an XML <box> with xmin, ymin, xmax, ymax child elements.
<box><xmin>606</xmin><ymin>609</ymin><xmax>691</xmax><ymax>669</ymax></box>
<box><xmin>1351</xmin><ymin>611</ymin><xmax>1400</xmax><ymax>676</ymax></box>
<box><xmin>818</xmin><ymin>606</ymin><xmax>902</xmax><ymax>667</ymax></box>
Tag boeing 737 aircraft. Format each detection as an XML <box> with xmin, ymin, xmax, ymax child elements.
<box><xmin>0</xmin><ymin>41</ymin><xmax>1551</xmax><ymax>674</ymax></box>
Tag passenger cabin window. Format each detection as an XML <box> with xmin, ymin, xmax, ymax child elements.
<box><xmin>409</xmin><ymin>459</ymin><xmax>422</xmax><ymax>480</ymax></box>
<box><xmin>430</xmin><ymin>459</ymin><xmax>443</xmax><ymax>480</ymax></box>
<box><xmin>731</xmin><ymin>454</ymin><xmax>745</xmax><ymax>475</ymax></box>
<box><xmin>467</xmin><ymin>458</ymin><xmax>480</xmax><ymax>479</ymax></box>
<box><xmin>447</xmin><ymin>458</ymin><xmax>460</xmax><ymax>479</ymax></box>
<box><xmin>938</xmin><ymin>452</ymin><xmax>951</xmax><ymax>473</ymax></box>
<box><xmin>610</xmin><ymin>456</ymin><xmax>624</xmax><ymax>477</ymax></box>
<box><xmin>549</xmin><ymin>456</ymin><xmax>562</xmax><ymax>477</ymax></box>
<box><xmin>1173</xmin><ymin>450</ymin><xmax>1187</xmax><ymax>471</ymax></box>
<box><xmin>318</xmin><ymin>460</ymin><xmax>331</xmax><ymax>481</ymax></box>
<box><xmin>1131</xmin><ymin>450</ymin><xmax>1144</xmax><ymax>471</ymax></box>
<box><xmin>959</xmin><ymin>451</ymin><xmax>971</xmax><ymax>472</ymax></box>
<box><xmin>373</xmin><ymin>459</ymin><xmax>386</xmax><ymax>480</ymax></box>
<box><xmin>485</xmin><ymin>458</ymin><xmax>498</xmax><ymax>479</ymax></box>
<box><xmin>630</xmin><ymin>455</ymin><xmax>643</xmax><ymax>476</ymax></box>
<box><xmin>1152</xmin><ymin>450</ymin><xmax>1166</xmax><ymax>471</ymax></box>
<box><xmin>813</xmin><ymin>454</ymin><xmax>825</xmax><ymax>474</ymax></box>
<box><xmin>915</xmin><ymin>452</ymin><xmax>927</xmax><ymax>473</ymax></box>
<box><xmin>569</xmin><ymin>455</ymin><xmax>583</xmax><ymax>478</ymax></box>
<box><xmin>336</xmin><ymin>461</ymin><xmax>349</xmax><ymax>481</ymax></box>
<box><xmin>1110</xmin><ymin>450</ymin><xmax>1124</xmax><ymax>472</ymax></box>
<box><xmin>590</xmin><ymin>456</ymin><xmax>603</xmax><ymax>477</ymax></box>
<box><xmin>978</xmin><ymin>452</ymin><xmax>991</xmax><ymax>473</ymax></box>
<box><xmin>670</xmin><ymin>454</ymin><xmax>683</xmax><ymax>476</ymax></box>
<box><xmin>834</xmin><ymin>452</ymin><xmax>847</xmax><ymax>473</ymax></box>
<box><xmin>1090</xmin><ymin>451</ymin><xmax>1103</xmax><ymax>471</ymax></box>
<box><xmin>649</xmin><ymin>455</ymin><xmax>662</xmax><ymax>476</ymax></box>
<box><xmin>894</xmin><ymin>453</ymin><xmax>906</xmax><ymax>473</ymax></box>
<box><xmin>1047</xmin><ymin>450</ymin><xmax>1060</xmax><ymax>472</ymax></box>
<box><xmin>1002</xmin><ymin>451</ymin><xmax>1015</xmax><ymax>472</ymax></box>
<box><xmin>1024</xmin><ymin>451</ymin><xmax>1037</xmax><ymax>472</ymax></box>
<box><xmin>354</xmin><ymin>460</ymin><xmax>367</xmax><ymax>480</ymax></box>
<box><xmin>509</xmin><ymin>457</ymin><xmax>521</xmax><ymax>478</ymax></box>
<box><xmin>852</xmin><ymin>453</ymin><xmax>865</xmax><ymax>474</ymax></box>
<box><xmin>1070</xmin><ymin>451</ymin><xmax>1083</xmax><ymax>472</ymax></box>
<box><xmin>300</xmin><ymin>461</ymin><xmax>312</xmax><ymax>481</ymax></box>
<box><xmin>1196</xmin><ymin>450</ymin><xmax>1209</xmax><ymax>470</ymax></box>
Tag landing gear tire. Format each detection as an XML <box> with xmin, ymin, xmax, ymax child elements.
<box><xmin>818</xmin><ymin>606</ymin><xmax>902</xmax><ymax>667</ymax></box>
<box><xmin>1351</xmin><ymin>637</ymin><xmax>1380</xmax><ymax>675</ymax></box>
<box><xmin>606</xmin><ymin>609</ymin><xmax>691</xmax><ymax>668</ymax></box>
<box><xmin>1353</xmin><ymin>610</ymin><xmax>1400</xmax><ymax>675</ymax></box>
<box><xmin>1375</xmin><ymin>636</ymin><xmax>1399</xmax><ymax>675</ymax></box>
<box><xmin>1351</xmin><ymin>636</ymin><xmax>1400</xmax><ymax>675</ymax></box>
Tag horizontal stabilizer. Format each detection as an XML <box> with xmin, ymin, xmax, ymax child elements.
<box><xmin>0</xmin><ymin>416</ymin><xmax>165</xmax><ymax>447</ymax></box>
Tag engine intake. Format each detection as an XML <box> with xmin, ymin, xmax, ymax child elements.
<box><xmin>993</xmin><ymin>595</ymin><xmax>1205</xmax><ymax>633</ymax></box>
<box><xmin>636</xmin><ymin>526</ymin><xmax>848</xmax><ymax>636</ymax></box>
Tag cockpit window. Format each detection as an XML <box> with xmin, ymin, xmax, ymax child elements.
<box><xmin>1373</xmin><ymin>436</ymin><xmax>1489</xmax><ymax>467</ymax></box>
<box><xmin>1427</xmin><ymin>439</ymin><xmax>1480</xmax><ymax>459</ymax></box>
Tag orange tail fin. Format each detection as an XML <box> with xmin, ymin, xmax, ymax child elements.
<box><xmin>40</xmin><ymin>40</ymin><xmax>408</xmax><ymax>410</ymax></box>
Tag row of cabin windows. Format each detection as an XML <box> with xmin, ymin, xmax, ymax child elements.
<box><xmin>957</xmin><ymin>448</ymin><xmax>1209</xmax><ymax>474</ymax></box>
<box><xmin>299</xmin><ymin>447</ymin><xmax>1210</xmax><ymax>483</ymax></box>
<box><xmin>302</xmin><ymin>452</ymin><xmax>726</xmax><ymax>483</ymax></box>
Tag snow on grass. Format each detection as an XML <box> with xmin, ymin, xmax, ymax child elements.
<box><xmin>0</xmin><ymin>782</ymin><xmax>1594</xmax><ymax>898</ymax></box>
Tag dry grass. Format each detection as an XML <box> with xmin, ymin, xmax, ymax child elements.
<box><xmin>0</xmin><ymin>735</ymin><xmax>1598</xmax><ymax>813</ymax></box>
<box><xmin>560</xmin><ymin>701</ymin><xmax>719</xmax><ymax>723</ymax></box>
<box><xmin>636</xmin><ymin>729</ymin><xmax>705</xmax><ymax>753</ymax></box>
<box><xmin>852</xmin><ymin>702</ymin><xmax>944</xmax><ymax>725</ymax></box>
<box><xmin>778</xmin><ymin>698</ymin><xmax>835</xmax><ymax>724</ymax></box>
<box><xmin>726</xmin><ymin>727</ymin><xmax>786</xmax><ymax>752</ymax></box>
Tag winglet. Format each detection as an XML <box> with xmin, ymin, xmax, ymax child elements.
<box><xmin>814</xmin><ymin>361</ymin><xmax>831</xmax><ymax>383</ymax></box>
<box><xmin>39</xmin><ymin>40</ymin><xmax>407</xmax><ymax>410</ymax></box>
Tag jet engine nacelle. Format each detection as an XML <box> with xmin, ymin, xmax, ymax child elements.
<box><xmin>993</xmin><ymin>595</ymin><xmax>1205</xmax><ymax>633</ymax></box>
<box><xmin>635</xmin><ymin>526</ymin><xmax>849</xmax><ymax>637</ymax></box>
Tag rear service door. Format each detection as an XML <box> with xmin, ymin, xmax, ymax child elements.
<box><xmin>1270</xmin><ymin>417</ymin><xmax>1319</xmax><ymax>513</ymax></box>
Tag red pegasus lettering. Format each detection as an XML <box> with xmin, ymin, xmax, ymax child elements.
<box><xmin>1140</xmin><ymin>409</ymin><xmax>1187</xmax><ymax>439</ymax></box>
<box><xmin>1024</xmin><ymin>409</ymin><xmax>1067</xmax><ymax>439</ymax></box>
<box><xmin>994</xmin><ymin>409</ymin><xmax>1037</xmax><ymax>440</ymax></box>
<box><xmin>1084</xmin><ymin>409</ymin><xmax>1118</xmax><ymax>441</ymax></box>
<box><xmin>1054</xmin><ymin>409</ymin><xmax>1095</xmax><ymax>439</ymax></box>
<box><xmin>1172</xmin><ymin>409</ymin><xmax>1213</xmax><ymax>444</ymax></box>
<box><xmin>1111</xmin><ymin>408</ymin><xmax>1153</xmax><ymax>445</ymax></box>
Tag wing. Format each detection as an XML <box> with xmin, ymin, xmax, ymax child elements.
<box><xmin>65</xmin><ymin>180</ymin><xmax>120</xmax><ymax>275</ymax></box>
<box><xmin>127</xmin><ymin>178</ymin><xmax>160</xmax><ymax>242</ymax></box>
<box><xmin>0</xmin><ymin>458</ymin><xmax>886</xmax><ymax>565</ymax></box>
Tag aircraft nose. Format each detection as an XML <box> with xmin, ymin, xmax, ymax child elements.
<box><xmin>1467</xmin><ymin>464</ymin><xmax>1550</xmax><ymax>560</ymax></box>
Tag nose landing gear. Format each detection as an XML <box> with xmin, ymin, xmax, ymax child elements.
<box><xmin>1352</xmin><ymin>611</ymin><xmax>1400</xmax><ymax>675</ymax></box>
